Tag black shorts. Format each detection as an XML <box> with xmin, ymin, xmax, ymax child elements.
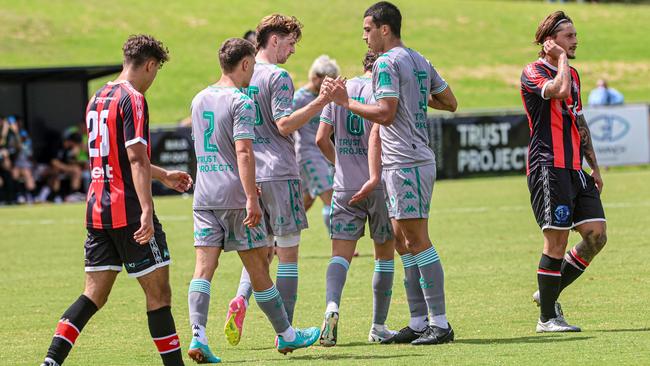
<box><xmin>84</xmin><ymin>215</ymin><xmax>171</xmax><ymax>277</ymax></box>
<box><xmin>528</xmin><ymin>166</ymin><xmax>606</xmax><ymax>230</ymax></box>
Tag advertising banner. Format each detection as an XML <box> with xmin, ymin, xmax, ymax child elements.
<box><xmin>582</xmin><ymin>104</ymin><xmax>650</xmax><ymax>166</ymax></box>
<box><xmin>431</xmin><ymin>114</ymin><xmax>530</xmax><ymax>179</ymax></box>
<box><xmin>149</xmin><ymin>127</ymin><xmax>195</xmax><ymax>195</ymax></box>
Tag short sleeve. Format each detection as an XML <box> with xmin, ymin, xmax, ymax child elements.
<box><xmin>271</xmin><ymin>69</ymin><xmax>294</xmax><ymax>121</ymax></box>
<box><xmin>372</xmin><ymin>56</ymin><xmax>399</xmax><ymax>100</ymax></box>
<box><xmin>319</xmin><ymin>102</ymin><xmax>334</xmax><ymax>126</ymax></box>
<box><xmin>521</xmin><ymin>64</ymin><xmax>553</xmax><ymax>100</ymax></box>
<box><xmin>429</xmin><ymin>61</ymin><xmax>448</xmax><ymax>95</ymax></box>
<box><xmin>233</xmin><ymin>94</ymin><xmax>256</xmax><ymax>141</ymax></box>
<box><xmin>571</xmin><ymin>68</ymin><xmax>583</xmax><ymax>115</ymax></box>
<box><xmin>122</xmin><ymin>92</ymin><xmax>148</xmax><ymax>147</ymax></box>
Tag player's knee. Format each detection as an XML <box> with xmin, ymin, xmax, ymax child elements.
<box><xmin>83</xmin><ymin>289</ymin><xmax>110</xmax><ymax>309</ymax></box>
<box><xmin>405</xmin><ymin>240</ymin><xmax>428</xmax><ymax>253</ymax></box>
<box><xmin>146</xmin><ymin>283</ymin><xmax>172</xmax><ymax>309</ymax></box>
<box><xmin>589</xmin><ymin>231</ymin><xmax>607</xmax><ymax>251</ymax></box>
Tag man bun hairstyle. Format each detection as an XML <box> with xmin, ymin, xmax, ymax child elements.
<box><xmin>122</xmin><ymin>34</ymin><xmax>169</xmax><ymax>67</ymax></box>
<box><xmin>256</xmin><ymin>14</ymin><xmax>303</xmax><ymax>50</ymax></box>
<box><xmin>308</xmin><ymin>55</ymin><xmax>340</xmax><ymax>79</ymax></box>
<box><xmin>363</xmin><ymin>51</ymin><xmax>379</xmax><ymax>72</ymax></box>
<box><xmin>534</xmin><ymin>11</ymin><xmax>573</xmax><ymax>57</ymax></box>
<box><xmin>219</xmin><ymin>38</ymin><xmax>256</xmax><ymax>73</ymax></box>
<box><xmin>364</xmin><ymin>1</ymin><xmax>402</xmax><ymax>38</ymax></box>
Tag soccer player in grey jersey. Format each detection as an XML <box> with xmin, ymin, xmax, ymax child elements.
<box><xmin>325</xmin><ymin>1</ymin><xmax>458</xmax><ymax>345</ymax></box>
<box><xmin>293</xmin><ymin>55</ymin><xmax>340</xmax><ymax>232</ymax></box>
<box><xmin>315</xmin><ymin>51</ymin><xmax>398</xmax><ymax>347</ymax></box>
<box><xmin>187</xmin><ymin>39</ymin><xmax>320</xmax><ymax>362</ymax></box>
<box><xmin>224</xmin><ymin>14</ymin><xmax>331</xmax><ymax>345</ymax></box>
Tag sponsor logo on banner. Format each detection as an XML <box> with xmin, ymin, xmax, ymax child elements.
<box><xmin>583</xmin><ymin>104</ymin><xmax>650</xmax><ymax>166</ymax></box>
<box><xmin>589</xmin><ymin>115</ymin><xmax>630</xmax><ymax>143</ymax></box>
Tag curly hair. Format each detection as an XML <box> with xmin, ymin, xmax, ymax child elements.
<box><xmin>255</xmin><ymin>14</ymin><xmax>303</xmax><ymax>50</ymax></box>
<box><xmin>122</xmin><ymin>34</ymin><xmax>169</xmax><ymax>67</ymax></box>
<box><xmin>534</xmin><ymin>11</ymin><xmax>573</xmax><ymax>57</ymax></box>
<box><xmin>219</xmin><ymin>38</ymin><xmax>256</xmax><ymax>73</ymax></box>
<box><xmin>362</xmin><ymin>51</ymin><xmax>379</xmax><ymax>72</ymax></box>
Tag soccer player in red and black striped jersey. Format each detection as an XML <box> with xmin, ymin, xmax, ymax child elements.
<box><xmin>521</xmin><ymin>11</ymin><xmax>608</xmax><ymax>333</ymax></box>
<box><xmin>41</xmin><ymin>35</ymin><xmax>191</xmax><ymax>366</ymax></box>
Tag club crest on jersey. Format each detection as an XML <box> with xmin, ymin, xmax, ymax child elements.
<box><xmin>554</xmin><ymin>205</ymin><xmax>570</xmax><ymax>224</ymax></box>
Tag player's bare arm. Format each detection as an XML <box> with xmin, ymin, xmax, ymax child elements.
<box><xmin>151</xmin><ymin>164</ymin><xmax>193</xmax><ymax>192</ymax></box>
<box><xmin>325</xmin><ymin>77</ymin><xmax>397</xmax><ymax>126</ymax></box>
<box><xmin>315</xmin><ymin>121</ymin><xmax>335</xmax><ymax>164</ymax></box>
<box><xmin>350</xmin><ymin>123</ymin><xmax>382</xmax><ymax>205</ymax></box>
<box><xmin>428</xmin><ymin>86</ymin><xmax>457</xmax><ymax>112</ymax></box>
<box><xmin>126</xmin><ymin>143</ymin><xmax>154</xmax><ymax>244</ymax></box>
<box><xmin>235</xmin><ymin>139</ymin><xmax>262</xmax><ymax>228</ymax></box>
<box><xmin>542</xmin><ymin>41</ymin><xmax>571</xmax><ymax>99</ymax></box>
<box><xmin>576</xmin><ymin>114</ymin><xmax>603</xmax><ymax>191</ymax></box>
<box><xmin>275</xmin><ymin>92</ymin><xmax>330</xmax><ymax>137</ymax></box>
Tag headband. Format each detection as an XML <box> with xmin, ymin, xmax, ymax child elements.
<box><xmin>549</xmin><ymin>18</ymin><xmax>570</xmax><ymax>35</ymax></box>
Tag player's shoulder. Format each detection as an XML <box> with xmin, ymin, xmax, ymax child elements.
<box><xmin>118</xmin><ymin>80</ymin><xmax>144</xmax><ymax>99</ymax></box>
<box><xmin>348</xmin><ymin>76</ymin><xmax>371</xmax><ymax>88</ymax></box>
<box><xmin>266</xmin><ymin>63</ymin><xmax>291</xmax><ymax>79</ymax></box>
<box><xmin>233</xmin><ymin>88</ymin><xmax>254</xmax><ymax>106</ymax></box>
<box><xmin>522</xmin><ymin>59</ymin><xmax>547</xmax><ymax>77</ymax></box>
<box><xmin>190</xmin><ymin>86</ymin><xmax>214</xmax><ymax>105</ymax></box>
<box><xmin>374</xmin><ymin>51</ymin><xmax>394</xmax><ymax>67</ymax></box>
<box><xmin>569</xmin><ymin>65</ymin><xmax>581</xmax><ymax>78</ymax></box>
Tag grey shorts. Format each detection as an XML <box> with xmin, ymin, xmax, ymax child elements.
<box><xmin>383</xmin><ymin>163</ymin><xmax>436</xmax><ymax>220</ymax></box>
<box><xmin>259</xmin><ymin>179</ymin><xmax>308</xmax><ymax>237</ymax></box>
<box><xmin>299</xmin><ymin>157</ymin><xmax>334</xmax><ymax>198</ymax></box>
<box><xmin>193</xmin><ymin>209</ymin><xmax>269</xmax><ymax>252</ymax></box>
<box><xmin>330</xmin><ymin>189</ymin><xmax>393</xmax><ymax>243</ymax></box>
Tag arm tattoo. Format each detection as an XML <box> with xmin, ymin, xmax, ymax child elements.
<box><xmin>576</xmin><ymin>114</ymin><xmax>599</xmax><ymax>171</ymax></box>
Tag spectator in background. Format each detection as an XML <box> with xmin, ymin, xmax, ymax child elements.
<box><xmin>64</xmin><ymin>121</ymin><xmax>90</xmax><ymax>192</ymax></box>
<box><xmin>0</xmin><ymin>116</ymin><xmax>12</xmax><ymax>203</ymax></box>
<box><xmin>243</xmin><ymin>30</ymin><xmax>256</xmax><ymax>46</ymax></box>
<box><xmin>1</xmin><ymin>115</ymin><xmax>21</xmax><ymax>204</ymax></box>
<box><xmin>38</xmin><ymin>131</ymin><xmax>84</xmax><ymax>203</ymax></box>
<box><xmin>588</xmin><ymin>79</ymin><xmax>624</xmax><ymax>106</ymax></box>
<box><xmin>10</xmin><ymin>117</ymin><xmax>37</xmax><ymax>203</ymax></box>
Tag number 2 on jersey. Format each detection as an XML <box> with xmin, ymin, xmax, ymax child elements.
<box><xmin>203</xmin><ymin>111</ymin><xmax>219</xmax><ymax>153</ymax></box>
<box><xmin>86</xmin><ymin>110</ymin><xmax>110</xmax><ymax>157</ymax></box>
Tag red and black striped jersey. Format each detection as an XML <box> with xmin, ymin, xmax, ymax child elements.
<box><xmin>85</xmin><ymin>80</ymin><xmax>150</xmax><ymax>229</ymax></box>
<box><xmin>520</xmin><ymin>58</ymin><xmax>583</xmax><ymax>174</ymax></box>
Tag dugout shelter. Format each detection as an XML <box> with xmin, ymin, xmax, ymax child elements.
<box><xmin>0</xmin><ymin>65</ymin><xmax>122</xmax><ymax>161</ymax></box>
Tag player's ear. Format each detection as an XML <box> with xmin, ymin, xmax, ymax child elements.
<box><xmin>381</xmin><ymin>24</ymin><xmax>389</xmax><ymax>37</ymax></box>
<box><xmin>241</xmin><ymin>59</ymin><xmax>246</xmax><ymax>73</ymax></box>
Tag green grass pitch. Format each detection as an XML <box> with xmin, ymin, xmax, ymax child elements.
<box><xmin>2</xmin><ymin>168</ymin><xmax>650</xmax><ymax>365</ymax></box>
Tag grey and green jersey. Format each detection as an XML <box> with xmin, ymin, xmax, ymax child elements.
<box><xmin>372</xmin><ymin>46</ymin><xmax>448</xmax><ymax>169</ymax></box>
<box><xmin>243</xmin><ymin>62</ymin><xmax>299</xmax><ymax>182</ymax></box>
<box><xmin>320</xmin><ymin>76</ymin><xmax>378</xmax><ymax>192</ymax></box>
<box><xmin>293</xmin><ymin>87</ymin><xmax>323</xmax><ymax>164</ymax></box>
<box><xmin>191</xmin><ymin>86</ymin><xmax>256</xmax><ymax>210</ymax></box>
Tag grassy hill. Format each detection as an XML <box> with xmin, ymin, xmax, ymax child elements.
<box><xmin>1</xmin><ymin>0</ymin><xmax>648</xmax><ymax>123</ymax></box>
